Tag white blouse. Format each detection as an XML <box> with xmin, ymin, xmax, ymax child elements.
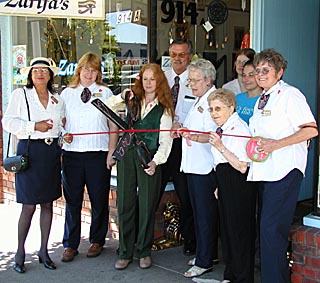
<box><xmin>61</xmin><ymin>83</ymin><xmax>113</xmax><ymax>152</ymax></box>
<box><xmin>181</xmin><ymin>86</ymin><xmax>218</xmax><ymax>174</ymax></box>
<box><xmin>2</xmin><ymin>87</ymin><xmax>65</xmax><ymax>139</ymax></box>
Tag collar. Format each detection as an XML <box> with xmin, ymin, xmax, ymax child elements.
<box><xmin>221</xmin><ymin>112</ymin><xmax>240</xmax><ymax>132</ymax></box>
<box><xmin>171</xmin><ymin>67</ymin><xmax>189</xmax><ymax>82</ymax></box>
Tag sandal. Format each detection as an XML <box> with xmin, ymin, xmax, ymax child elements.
<box><xmin>184</xmin><ymin>265</ymin><xmax>213</xmax><ymax>278</ymax></box>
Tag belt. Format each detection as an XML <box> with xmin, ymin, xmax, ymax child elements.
<box><xmin>20</xmin><ymin>138</ymin><xmax>57</xmax><ymax>146</ymax></box>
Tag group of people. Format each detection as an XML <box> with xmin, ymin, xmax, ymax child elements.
<box><xmin>2</xmin><ymin>40</ymin><xmax>318</xmax><ymax>283</ymax></box>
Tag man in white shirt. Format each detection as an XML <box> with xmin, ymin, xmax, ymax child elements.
<box><xmin>159</xmin><ymin>38</ymin><xmax>197</xmax><ymax>256</ymax></box>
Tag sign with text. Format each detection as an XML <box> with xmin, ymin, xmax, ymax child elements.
<box><xmin>0</xmin><ymin>0</ymin><xmax>105</xmax><ymax>20</ymax></box>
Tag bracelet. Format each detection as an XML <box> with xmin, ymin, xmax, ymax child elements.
<box><xmin>220</xmin><ymin>147</ymin><xmax>225</xmax><ymax>153</ymax></box>
<box><xmin>196</xmin><ymin>134</ymin><xmax>199</xmax><ymax>142</ymax></box>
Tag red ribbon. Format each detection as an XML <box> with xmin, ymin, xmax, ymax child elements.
<box><xmin>70</xmin><ymin>129</ymin><xmax>252</xmax><ymax>139</ymax></box>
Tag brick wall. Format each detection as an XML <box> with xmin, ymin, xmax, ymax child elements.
<box><xmin>0</xmin><ymin>168</ymin><xmax>179</xmax><ymax>240</ymax></box>
<box><xmin>291</xmin><ymin>225</ymin><xmax>320</xmax><ymax>282</ymax></box>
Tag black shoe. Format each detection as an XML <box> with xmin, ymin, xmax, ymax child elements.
<box><xmin>183</xmin><ymin>241</ymin><xmax>196</xmax><ymax>256</ymax></box>
<box><xmin>213</xmin><ymin>258</ymin><xmax>219</xmax><ymax>265</ymax></box>
<box><xmin>38</xmin><ymin>254</ymin><xmax>57</xmax><ymax>270</ymax></box>
<box><xmin>13</xmin><ymin>263</ymin><xmax>26</xmax><ymax>274</ymax></box>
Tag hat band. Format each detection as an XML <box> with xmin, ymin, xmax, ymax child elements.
<box><xmin>31</xmin><ymin>60</ymin><xmax>50</xmax><ymax>67</ymax></box>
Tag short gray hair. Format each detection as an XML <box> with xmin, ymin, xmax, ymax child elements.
<box><xmin>189</xmin><ymin>58</ymin><xmax>216</xmax><ymax>85</ymax></box>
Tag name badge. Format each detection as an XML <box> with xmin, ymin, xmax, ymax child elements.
<box><xmin>197</xmin><ymin>106</ymin><xmax>204</xmax><ymax>113</ymax></box>
<box><xmin>261</xmin><ymin>110</ymin><xmax>271</xmax><ymax>116</ymax></box>
<box><xmin>93</xmin><ymin>93</ymin><xmax>102</xmax><ymax>97</ymax></box>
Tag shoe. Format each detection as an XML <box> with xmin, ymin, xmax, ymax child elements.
<box><xmin>114</xmin><ymin>259</ymin><xmax>132</xmax><ymax>270</ymax></box>
<box><xmin>61</xmin><ymin>247</ymin><xmax>79</xmax><ymax>262</ymax></box>
<box><xmin>38</xmin><ymin>254</ymin><xmax>56</xmax><ymax>270</ymax></box>
<box><xmin>184</xmin><ymin>265</ymin><xmax>213</xmax><ymax>278</ymax></box>
<box><xmin>188</xmin><ymin>258</ymin><xmax>219</xmax><ymax>266</ymax></box>
<box><xmin>183</xmin><ymin>241</ymin><xmax>196</xmax><ymax>256</ymax></box>
<box><xmin>188</xmin><ymin>257</ymin><xmax>196</xmax><ymax>266</ymax></box>
<box><xmin>13</xmin><ymin>263</ymin><xmax>26</xmax><ymax>274</ymax></box>
<box><xmin>87</xmin><ymin>243</ymin><xmax>103</xmax><ymax>258</ymax></box>
<box><xmin>139</xmin><ymin>256</ymin><xmax>152</xmax><ymax>269</ymax></box>
<box><xmin>220</xmin><ymin>281</ymin><xmax>231</xmax><ymax>283</ymax></box>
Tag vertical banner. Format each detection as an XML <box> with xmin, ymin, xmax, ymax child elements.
<box><xmin>12</xmin><ymin>45</ymin><xmax>27</xmax><ymax>85</ymax></box>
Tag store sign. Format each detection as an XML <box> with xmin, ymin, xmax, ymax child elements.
<box><xmin>0</xmin><ymin>0</ymin><xmax>105</xmax><ymax>20</ymax></box>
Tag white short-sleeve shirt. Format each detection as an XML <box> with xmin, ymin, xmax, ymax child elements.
<box><xmin>181</xmin><ymin>86</ymin><xmax>218</xmax><ymax>174</ymax></box>
<box><xmin>211</xmin><ymin>112</ymin><xmax>252</xmax><ymax>170</ymax></box>
<box><xmin>165</xmin><ymin>68</ymin><xmax>197</xmax><ymax>124</ymax></box>
<box><xmin>61</xmin><ymin>83</ymin><xmax>113</xmax><ymax>152</ymax></box>
<box><xmin>247</xmin><ymin>80</ymin><xmax>316</xmax><ymax>181</ymax></box>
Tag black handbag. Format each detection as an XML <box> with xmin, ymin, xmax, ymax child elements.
<box><xmin>3</xmin><ymin>88</ymin><xmax>30</xmax><ymax>173</ymax></box>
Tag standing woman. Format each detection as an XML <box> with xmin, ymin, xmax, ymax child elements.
<box><xmin>179</xmin><ymin>58</ymin><xmax>219</xmax><ymax>278</ymax></box>
<box><xmin>248</xmin><ymin>48</ymin><xmax>318</xmax><ymax>283</ymax></box>
<box><xmin>2</xmin><ymin>57</ymin><xmax>64</xmax><ymax>273</ymax></box>
<box><xmin>60</xmin><ymin>52</ymin><xmax>119</xmax><ymax>262</ymax></box>
<box><xmin>208</xmin><ymin>88</ymin><xmax>257</xmax><ymax>283</ymax></box>
<box><xmin>115</xmin><ymin>63</ymin><xmax>174</xmax><ymax>270</ymax></box>
<box><xmin>222</xmin><ymin>48</ymin><xmax>255</xmax><ymax>95</ymax></box>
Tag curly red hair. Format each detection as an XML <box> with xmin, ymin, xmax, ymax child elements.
<box><xmin>132</xmin><ymin>63</ymin><xmax>174</xmax><ymax>119</ymax></box>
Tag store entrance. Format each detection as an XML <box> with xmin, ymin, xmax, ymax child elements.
<box><xmin>153</xmin><ymin>0</ymin><xmax>251</xmax><ymax>88</ymax></box>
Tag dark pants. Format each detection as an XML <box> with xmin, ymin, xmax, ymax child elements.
<box><xmin>217</xmin><ymin>163</ymin><xmax>257</xmax><ymax>283</ymax></box>
<box><xmin>159</xmin><ymin>138</ymin><xmax>195</xmax><ymax>243</ymax></box>
<box><xmin>62</xmin><ymin>151</ymin><xmax>111</xmax><ymax>249</ymax></box>
<box><xmin>187</xmin><ymin>170</ymin><xmax>219</xmax><ymax>268</ymax></box>
<box><xmin>259</xmin><ymin>169</ymin><xmax>302</xmax><ymax>283</ymax></box>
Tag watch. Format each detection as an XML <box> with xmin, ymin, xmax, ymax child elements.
<box><xmin>220</xmin><ymin>147</ymin><xmax>225</xmax><ymax>153</ymax></box>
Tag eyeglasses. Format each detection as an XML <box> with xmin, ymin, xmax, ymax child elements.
<box><xmin>236</xmin><ymin>60</ymin><xmax>248</xmax><ymax>66</ymax></box>
<box><xmin>187</xmin><ymin>78</ymin><xmax>203</xmax><ymax>85</ymax></box>
<box><xmin>255</xmin><ymin>67</ymin><xmax>274</xmax><ymax>75</ymax></box>
<box><xmin>207</xmin><ymin>106</ymin><xmax>229</xmax><ymax>113</ymax></box>
<box><xmin>32</xmin><ymin>68</ymin><xmax>49</xmax><ymax>73</ymax></box>
<box><xmin>82</xmin><ymin>67</ymin><xmax>99</xmax><ymax>74</ymax></box>
<box><xmin>170</xmin><ymin>52</ymin><xmax>189</xmax><ymax>59</ymax></box>
<box><xmin>257</xmin><ymin>93</ymin><xmax>270</xmax><ymax>110</ymax></box>
<box><xmin>81</xmin><ymin>87</ymin><xmax>92</xmax><ymax>103</ymax></box>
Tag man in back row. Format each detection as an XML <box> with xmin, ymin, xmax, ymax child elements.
<box><xmin>158</xmin><ymin>38</ymin><xmax>196</xmax><ymax>256</ymax></box>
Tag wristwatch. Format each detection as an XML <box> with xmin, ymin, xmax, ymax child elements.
<box><xmin>220</xmin><ymin>147</ymin><xmax>225</xmax><ymax>153</ymax></box>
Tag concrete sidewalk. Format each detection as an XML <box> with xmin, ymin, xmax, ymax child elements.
<box><xmin>0</xmin><ymin>203</ymin><xmax>261</xmax><ymax>283</ymax></box>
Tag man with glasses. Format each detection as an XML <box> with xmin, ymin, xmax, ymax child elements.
<box><xmin>158</xmin><ymin>38</ymin><xmax>197</xmax><ymax>256</ymax></box>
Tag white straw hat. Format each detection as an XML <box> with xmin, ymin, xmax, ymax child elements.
<box><xmin>20</xmin><ymin>57</ymin><xmax>60</xmax><ymax>77</ymax></box>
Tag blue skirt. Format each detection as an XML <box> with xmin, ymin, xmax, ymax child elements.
<box><xmin>15</xmin><ymin>139</ymin><xmax>62</xmax><ymax>204</ymax></box>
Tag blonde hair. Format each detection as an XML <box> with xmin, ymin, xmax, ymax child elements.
<box><xmin>207</xmin><ymin>88</ymin><xmax>236</xmax><ymax>109</ymax></box>
<box><xmin>70</xmin><ymin>52</ymin><xmax>107</xmax><ymax>88</ymax></box>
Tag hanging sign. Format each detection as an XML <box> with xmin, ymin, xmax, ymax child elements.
<box><xmin>0</xmin><ymin>0</ymin><xmax>105</xmax><ymax>20</ymax></box>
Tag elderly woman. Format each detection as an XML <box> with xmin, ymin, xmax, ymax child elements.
<box><xmin>248</xmin><ymin>48</ymin><xmax>318</xmax><ymax>283</ymax></box>
<box><xmin>2</xmin><ymin>57</ymin><xmax>64</xmax><ymax>273</ymax></box>
<box><xmin>207</xmin><ymin>88</ymin><xmax>257</xmax><ymax>283</ymax></box>
<box><xmin>178</xmin><ymin>58</ymin><xmax>219</xmax><ymax>278</ymax></box>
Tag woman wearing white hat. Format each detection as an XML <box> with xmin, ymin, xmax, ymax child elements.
<box><xmin>2</xmin><ymin>57</ymin><xmax>65</xmax><ymax>273</ymax></box>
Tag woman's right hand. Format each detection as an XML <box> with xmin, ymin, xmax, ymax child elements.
<box><xmin>63</xmin><ymin>133</ymin><xmax>73</xmax><ymax>144</ymax></box>
<box><xmin>35</xmin><ymin>120</ymin><xmax>53</xmax><ymax>132</ymax></box>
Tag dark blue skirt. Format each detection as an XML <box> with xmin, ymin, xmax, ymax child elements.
<box><xmin>15</xmin><ymin>139</ymin><xmax>62</xmax><ymax>204</ymax></box>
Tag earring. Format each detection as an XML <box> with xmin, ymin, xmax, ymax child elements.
<box><xmin>206</xmin><ymin>83</ymin><xmax>210</xmax><ymax>87</ymax></box>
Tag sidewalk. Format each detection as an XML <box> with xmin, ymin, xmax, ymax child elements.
<box><xmin>0</xmin><ymin>202</ymin><xmax>263</xmax><ymax>283</ymax></box>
